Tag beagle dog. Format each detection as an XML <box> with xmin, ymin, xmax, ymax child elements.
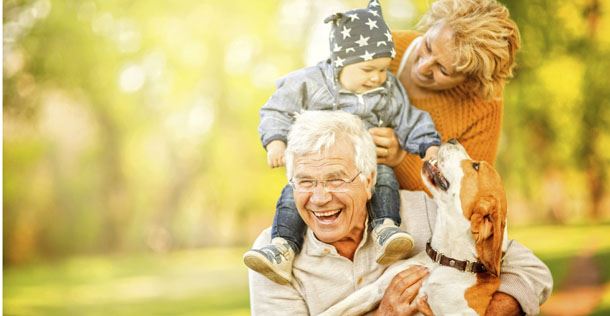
<box><xmin>320</xmin><ymin>140</ymin><xmax>508</xmax><ymax>316</ymax></box>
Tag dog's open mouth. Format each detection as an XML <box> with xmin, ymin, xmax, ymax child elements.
<box><xmin>423</xmin><ymin>159</ymin><xmax>450</xmax><ymax>191</ymax></box>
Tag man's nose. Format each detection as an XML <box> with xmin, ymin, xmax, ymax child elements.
<box><xmin>310</xmin><ymin>185</ymin><xmax>332</xmax><ymax>204</ymax></box>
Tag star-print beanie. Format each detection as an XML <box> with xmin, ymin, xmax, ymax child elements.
<box><xmin>324</xmin><ymin>0</ymin><xmax>395</xmax><ymax>69</ymax></box>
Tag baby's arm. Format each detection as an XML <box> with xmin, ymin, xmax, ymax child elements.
<box><xmin>388</xmin><ymin>76</ymin><xmax>441</xmax><ymax>158</ymax></box>
<box><xmin>258</xmin><ymin>72</ymin><xmax>308</xmax><ymax>162</ymax></box>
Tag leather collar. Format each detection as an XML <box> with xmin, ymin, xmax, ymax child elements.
<box><xmin>426</xmin><ymin>241</ymin><xmax>487</xmax><ymax>273</ymax></box>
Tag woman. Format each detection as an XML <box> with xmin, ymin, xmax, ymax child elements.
<box><xmin>372</xmin><ymin>1</ymin><xmax>525</xmax><ymax>314</ymax></box>
<box><xmin>371</xmin><ymin>0</ymin><xmax>521</xmax><ymax>191</ymax></box>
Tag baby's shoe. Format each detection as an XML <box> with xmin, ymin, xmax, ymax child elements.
<box><xmin>372</xmin><ymin>219</ymin><xmax>414</xmax><ymax>265</ymax></box>
<box><xmin>243</xmin><ymin>237</ymin><xmax>295</xmax><ymax>285</ymax></box>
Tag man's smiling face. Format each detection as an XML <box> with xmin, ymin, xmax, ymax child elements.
<box><xmin>292</xmin><ymin>138</ymin><xmax>374</xmax><ymax>245</ymax></box>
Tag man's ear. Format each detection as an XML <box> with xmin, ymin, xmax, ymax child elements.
<box><xmin>469</xmin><ymin>196</ymin><xmax>506</xmax><ymax>276</ymax></box>
<box><xmin>365</xmin><ymin>170</ymin><xmax>376</xmax><ymax>200</ymax></box>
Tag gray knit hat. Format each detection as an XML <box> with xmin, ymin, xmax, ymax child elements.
<box><xmin>324</xmin><ymin>0</ymin><xmax>395</xmax><ymax>69</ymax></box>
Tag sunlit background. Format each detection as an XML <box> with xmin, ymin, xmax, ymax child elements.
<box><xmin>3</xmin><ymin>0</ymin><xmax>610</xmax><ymax>315</ymax></box>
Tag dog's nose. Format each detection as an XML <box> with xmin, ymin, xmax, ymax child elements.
<box><xmin>448</xmin><ymin>138</ymin><xmax>458</xmax><ymax>145</ymax></box>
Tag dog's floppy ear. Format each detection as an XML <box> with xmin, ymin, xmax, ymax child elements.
<box><xmin>470</xmin><ymin>196</ymin><xmax>506</xmax><ymax>276</ymax></box>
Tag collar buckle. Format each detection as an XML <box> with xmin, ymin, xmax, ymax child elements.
<box><xmin>465</xmin><ymin>261</ymin><xmax>474</xmax><ymax>272</ymax></box>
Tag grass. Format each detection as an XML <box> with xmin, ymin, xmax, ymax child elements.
<box><xmin>4</xmin><ymin>248</ymin><xmax>251</xmax><ymax>316</ymax></box>
<box><xmin>510</xmin><ymin>223</ymin><xmax>610</xmax><ymax>315</ymax></box>
<box><xmin>4</xmin><ymin>224</ymin><xmax>610</xmax><ymax>315</ymax></box>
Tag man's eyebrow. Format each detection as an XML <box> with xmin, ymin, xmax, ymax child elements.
<box><xmin>324</xmin><ymin>170</ymin><xmax>349</xmax><ymax>178</ymax></box>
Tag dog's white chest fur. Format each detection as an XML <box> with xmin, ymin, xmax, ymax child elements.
<box><xmin>418</xmin><ymin>253</ymin><xmax>478</xmax><ymax>316</ymax></box>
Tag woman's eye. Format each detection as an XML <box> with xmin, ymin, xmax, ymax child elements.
<box><xmin>440</xmin><ymin>67</ymin><xmax>449</xmax><ymax>76</ymax></box>
<box><xmin>472</xmin><ymin>162</ymin><xmax>480</xmax><ymax>171</ymax></box>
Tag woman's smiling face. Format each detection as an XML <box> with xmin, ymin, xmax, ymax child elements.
<box><xmin>410</xmin><ymin>23</ymin><xmax>467</xmax><ymax>91</ymax></box>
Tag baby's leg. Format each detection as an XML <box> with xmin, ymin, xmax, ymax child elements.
<box><xmin>271</xmin><ymin>184</ymin><xmax>306</xmax><ymax>253</ymax></box>
<box><xmin>370</xmin><ymin>164</ymin><xmax>414</xmax><ymax>265</ymax></box>
<box><xmin>243</xmin><ymin>184</ymin><xmax>305</xmax><ymax>285</ymax></box>
<box><xmin>370</xmin><ymin>165</ymin><xmax>401</xmax><ymax>228</ymax></box>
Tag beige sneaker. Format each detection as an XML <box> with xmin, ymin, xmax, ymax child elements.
<box><xmin>372</xmin><ymin>219</ymin><xmax>414</xmax><ymax>265</ymax></box>
<box><xmin>243</xmin><ymin>237</ymin><xmax>295</xmax><ymax>285</ymax></box>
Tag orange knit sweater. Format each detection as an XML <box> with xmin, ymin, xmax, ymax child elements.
<box><xmin>390</xmin><ymin>31</ymin><xmax>503</xmax><ymax>191</ymax></box>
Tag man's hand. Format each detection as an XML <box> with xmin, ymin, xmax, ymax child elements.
<box><xmin>266</xmin><ymin>140</ymin><xmax>286</xmax><ymax>168</ymax></box>
<box><xmin>374</xmin><ymin>266</ymin><xmax>433</xmax><ymax>316</ymax></box>
<box><xmin>369</xmin><ymin>127</ymin><xmax>406</xmax><ymax>167</ymax></box>
<box><xmin>422</xmin><ymin>145</ymin><xmax>439</xmax><ymax>162</ymax></box>
<box><xmin>485</xmin><ymin>292</ymin><xmax>523</xmax><ymax>316</ymax></box>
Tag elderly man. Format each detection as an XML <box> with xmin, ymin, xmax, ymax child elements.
<box><xmin>248</xmin><ymin>111</ymin><xmax>552</xmax><ymax>315</ymax></box>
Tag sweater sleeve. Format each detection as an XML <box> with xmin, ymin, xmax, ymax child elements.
<box><xmin>258</xmin><ymin>71</ymin><xmax>307</xmax><ymax>148</ymax></box>
<box><xmin>498</xmin><ymin>240</ymin><xmax>554</xmax><ymax>315</ymax></box>
<box><xmin>389</xmin><ymin>76</ymin><xmax>441</xmax><ymax>156</ymax></box>
<box><xmin>249</xmin><ymin>228</ymin><xmax>309</xmax><ymax>315</ymax></box>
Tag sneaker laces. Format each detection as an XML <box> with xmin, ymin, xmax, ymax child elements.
<box><xmin>258</xmin><ymin>244</ymin><xmax>290</xmax><ymax>264</ymax></box>
<box><xmin>375</xmin><ymin>226</ymin><xmax>402</xmax><ymax>246</ymax></box>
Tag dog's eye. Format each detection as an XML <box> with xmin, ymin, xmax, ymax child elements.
<box><xmin>472</xmin><ymin>162</ymin><xmax>480</xmax><ymax>171</ymax></box>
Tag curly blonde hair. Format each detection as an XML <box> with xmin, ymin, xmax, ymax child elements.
<box><xmin>417</xmin><ymin>0</ymin><xmax>521</xmax><ymax>99</ymax></box>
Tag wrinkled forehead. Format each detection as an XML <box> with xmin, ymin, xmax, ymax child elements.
<box><xmin>293</xmin><ymin>142</ymin><xmax>357</xmax><ymax>178</ymax></box>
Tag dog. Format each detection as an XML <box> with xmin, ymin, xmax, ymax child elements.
<box><xmin>319</xmin><ymin>140</ymin><xmax>508</xmax><ymax>316</ymax></box>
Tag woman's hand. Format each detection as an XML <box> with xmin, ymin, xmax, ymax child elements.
<box><xmin>374</xmin><ymin>265</ymin><xmax>433</xmax><ymax>316</ymax></box>
<box><xmin>369</xmin><ymin>128</ymin><xmax>407</xmax><ymax>167</ymax></box>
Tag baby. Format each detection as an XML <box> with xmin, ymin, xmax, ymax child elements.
<box><xmin>244</xmin><ymin>0</ymin><xmax>440</xmax><ymax>285</ymax></box>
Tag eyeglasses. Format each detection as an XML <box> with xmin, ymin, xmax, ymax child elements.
<box><xmin>289</xmin><ymin>172</ymin><xmax>361</xmax><ymax>193</ymax></box>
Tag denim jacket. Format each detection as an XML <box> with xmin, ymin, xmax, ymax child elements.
<box><xmin>258</xmin><ymin>59</ymin><xmax>440</xmax><ymax>156</ymax></box>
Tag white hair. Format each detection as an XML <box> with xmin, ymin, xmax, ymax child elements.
<box><xmin>285</xmin><ymin>111</ymin><xmax>377</xmax><ymax>187</ymax></box>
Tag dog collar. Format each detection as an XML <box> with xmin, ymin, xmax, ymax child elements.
<box><xmin>426</xmin><ymin>242</ymin><xmax>487</xmax><ymax>273</ymax></box>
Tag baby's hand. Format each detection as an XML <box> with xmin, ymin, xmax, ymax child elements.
<box><xmin>266</xmin><ymin>140</ymin><xmax>286</xmax><ymax>168</ymax></box>
<box><xmin>422</xmin><ymin>145</ymin><xmax>439</xmax><ymax>162</ymax></box>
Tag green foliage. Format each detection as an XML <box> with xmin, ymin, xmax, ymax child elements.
<box><xmin>498</xmin><ymin>0</ymin><xmax>610</xmax><ymax>221</ymax></box>
<box><xmin>4</xmin><ymin>0</ymin><xmax>610</xmax><ymax>264</ymax></box>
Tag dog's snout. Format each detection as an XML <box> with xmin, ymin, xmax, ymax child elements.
<box><xmin>448</xmin><ymin>138</ymin><xmax>459</xmax><ymax>145</ymax></box>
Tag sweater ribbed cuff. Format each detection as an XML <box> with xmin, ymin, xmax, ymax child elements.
<box><xmin>498</xmin><ymin>273</ymin><xmax>540</xmax><ymax>315</ymax></box>
<box><xmin>418</xmin><ymin>141</ymin><xmax>441</xmax><ymax>158</ymax></box>
<box><xmin>263</xmin><ymin>135</ymin><xmax>287</xmax><ymax>149</ymax></box>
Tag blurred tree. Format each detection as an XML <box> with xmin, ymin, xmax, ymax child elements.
<box><xmin>499</xmin><ymin>0</ymin><xmax>610</xmax><ymax>223</ymax></box>
<box><xmin>578</xmin><ymin>0</ymin><xmax>609</xmax><ymax>220</ymax></box>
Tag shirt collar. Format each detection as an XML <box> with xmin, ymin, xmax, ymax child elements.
<box><xmin>305</xmin><ymin>217</ymin><xmax>371</xmax><ymax>257</ymax></box>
